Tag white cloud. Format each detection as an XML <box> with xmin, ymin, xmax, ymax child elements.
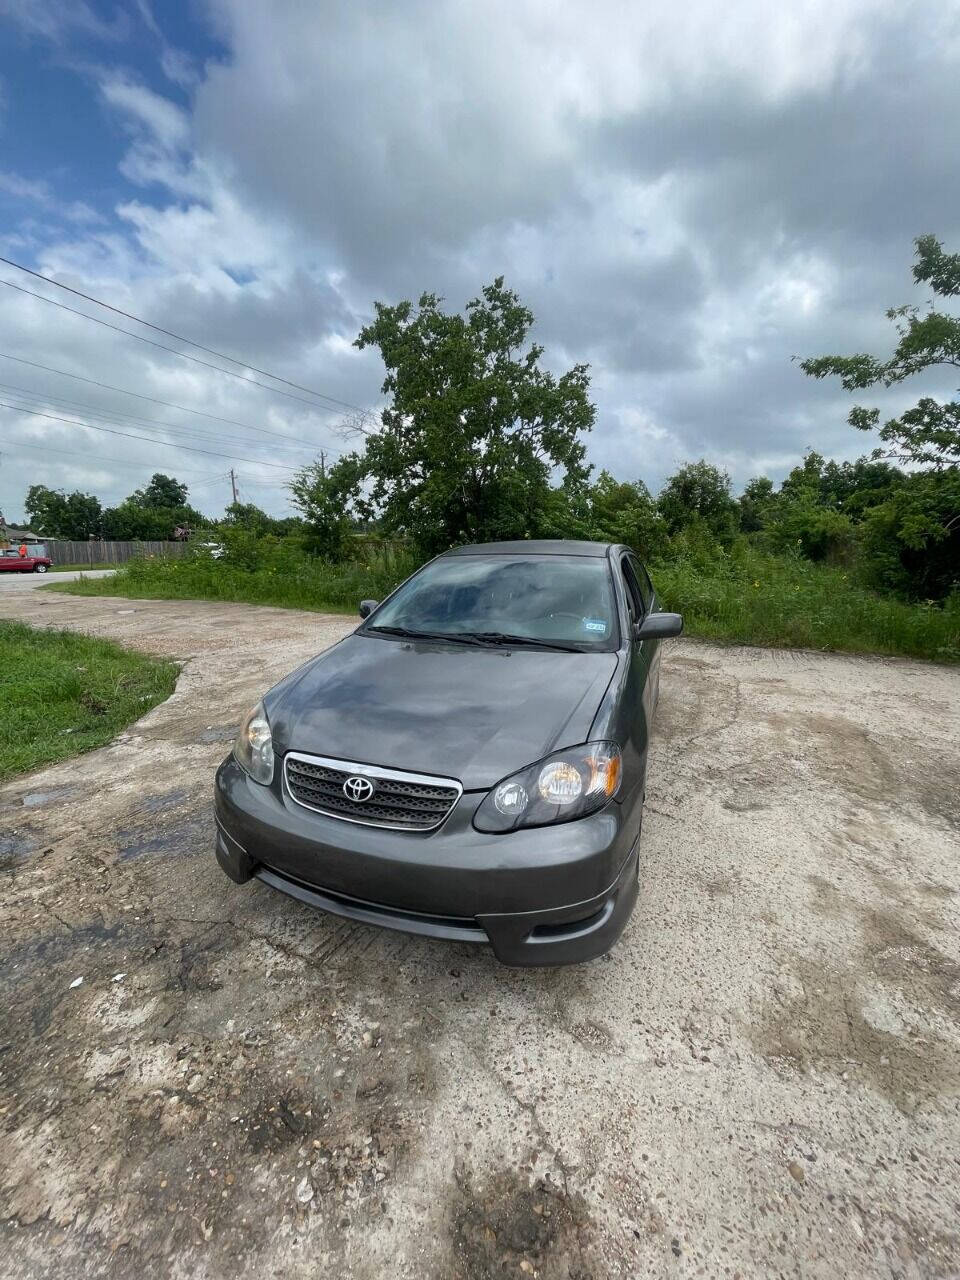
<box><xmin>0</xmin><ymin>171</ymin><xmax>48</xmax><ymax>201</ymax></box>
<box><xmin>159</xmin><ymin>45</ymin><xmax>198</xmax><ymax>89</ymax></box>
<box><xmin>99</xmin><ymin>74</ymin><xmax>190</xmax><ymax>150</ymax></box>
<box><xmin>0</xmin><ymin>169</ymin><xmax>105</xmax><ymax>224</ymax></box>
<box><xmin>0</xmin><ymin>0</ymin><xmax>126</xmax><ymax>43</ymax></box>
<box><xmin>3</xmin><ymin>0</ymin><xmax>960</xmax><ymax>522</ymax></box>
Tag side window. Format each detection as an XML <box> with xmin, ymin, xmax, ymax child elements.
<box><xmin>620</xmin><ymin>556</ymin><xmax>644</xmax><ymax>623</ymax></box>
<box><xmin>629</xmin><ymin>556</ymin><xmax>654</xmax><ymax>613</ymax></box>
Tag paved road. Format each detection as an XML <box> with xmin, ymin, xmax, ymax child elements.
<box><xmin>1</xmin><ymin>588</ymin><xmax>959</xmax><ymax>1278</ymax></box>
<box><xmin>0</xmin><ymin>568</ymin><xmax>116</xmax><ymax>591</ymax></box>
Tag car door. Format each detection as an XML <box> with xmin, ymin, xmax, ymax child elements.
<box><xmin>629</xmin><ymin>554</ymin><xmax>663</xmax><ymax>710</ymax></box>
<box><xmin>613</xmin><ymin>553</ymin><xmax>655</xmax><ymax>810</ymax></box>
<box><xmin>0</xmin><ymin>552</ymin><xmax>19</xmax><ymax>572</ymax></box>
<box><xmin>624</xmin><ymin>550</ymin><xmax>660</xmax><ymax>742</ymax></box>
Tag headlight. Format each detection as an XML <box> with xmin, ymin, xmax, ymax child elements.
<box><xmin>474</xmin><ymin>742</ymin><xmax>621</xmax><ymax>833</ymax></box>
<box><xmin>233</xmin><ymin>701</ymin><xmax>274</xmax><ymax>785</ymax></box>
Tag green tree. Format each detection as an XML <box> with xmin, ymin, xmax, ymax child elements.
<box><xmin>779</xmin><ymin>450</ymin><xmax>828</xmax><ymax>501</ymax></box>
<box><xmin>759</xmin><ymin>453</ymin><xmax>855</xmax><ymax>562</ymax></box>
<box><xmin>24</xmin><ymin>485</ymin><xmax>101</xmax><ymax>539</ymax></box>
<box><xmin>132</xmin><ymin>473</ymin><xmax>190</xmax><ymax>509</ymax></box>
<box><xmin>61</xmin><ymin>491</ymin><xmax>103</xmax><ymax>539</ymax></box>
<box><xmin>24</xmin><ymin>485</ymin><xmax>67</xmax><ymax>536</ymax></box>
<box><xmin>738</xmin><ymin>475</ymin><xmax>776</xmax><ymax>533</ymax></box>
<box><xmin>765</xmin><ymin>498</ymin><xmax>856</xmax><ymax>563</ymax></box>
<box><xmin>801</xmin><ymin>235</ymin><xmax>960</xmax><ymax>468</ymax></box>
<box><xmin>353</xmin><ymin>278</ymin><xmax>594</xmax><ymax>555</ymax></box>
<box><xmin>818</xmin><ymin>457</ymin><xmax>904</xmax><ymax>516</ymax></box>
<box><xmin>289</xmin><ymin>454</ymin><xmax>367</xmax><ymax>558</ymax></box>
<box><xmin>657</xmin><ymin>460</ymin><xmax>739</xmax><ymax>542</ymax></box>
<box><xmin>860</xmin><ymin>470</ymin><xmax>960</xmax><ymax>600</ymax></box>
<box><xmin>221</xmin><ymin>501</ymin><xmax>270</xmax><ymax>534</ymax></box>
<box><xmin>530</xmin><ymin>482</ymin><xmax>598</xmax><ymax>541</ymax></box>
<box><xmin>218</xmin><ymin>501</ymin><xmax>301</xmax><ymax>537</ymax></box>
<box><xmin>585</xmin><ymin>471</ymin><xmax>669</xmax><ymax>558</ymax></box>
<box><xmin>101</xmin><ymin>501</ymin><xmax>205</xmax><ymax>540</ymax></box>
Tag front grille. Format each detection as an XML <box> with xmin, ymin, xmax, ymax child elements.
<box><xmin>283</xmin><ymin>752</ymin><xmax>461</xmax><ymax>831</ymax></box>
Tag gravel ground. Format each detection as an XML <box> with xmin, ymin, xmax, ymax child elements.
<box><xmin>1</xmin><ymin>589</ymin><xmax>958</xmax><ymax>1279</ymax></box>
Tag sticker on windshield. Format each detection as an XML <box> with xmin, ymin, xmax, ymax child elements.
<box><xmin>582</xmin><ymin>617</ymin><xmax>608</xmax><ymax>634</ymax></box>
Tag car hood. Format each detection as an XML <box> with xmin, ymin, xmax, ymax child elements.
<box><xmin>265</xmin><ymin>633</ymin><xmax>619</xmax><ymax>791</ymax></box>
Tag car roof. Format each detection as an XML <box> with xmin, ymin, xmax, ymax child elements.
<box><xmin>443</xmin><ymin>539</ymin><xmax>614</xmax><ymax>558</ymax></box>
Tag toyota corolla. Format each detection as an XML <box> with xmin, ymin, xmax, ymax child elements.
<box><xmin>214</xmin><ymin>540</ymin><xmax>682</xmax><ymax>965</ymax></box>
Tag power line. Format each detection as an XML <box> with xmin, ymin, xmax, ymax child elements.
<box><xmin>0</xmin><ymin>255</ymin><xmax>372</xmax><ymax>417</ymax></box>
<box><xmin>186</xmin><ymin>471</ymin><xmax>235</xmax><ymax>493</ymax></box>
<box><xmin>2</xmin><ymin>440</ymin><xmax>227</xmax><ymax>479</ymax></box>
<box><xmin>0</xmin><ymin>399</ymin><xmax>302</xmax><ymax>471</ymax></box>
<box><xmin>0</xmin><ymin>351</ymin><xmax>338</xmax><ymax>450</ymax></box>
<box><xmin>0</xmin><ymin>378</ymin><xmax>318</xmax><ymax>459</ymax></box>
<box><xmin>0</xmin><ymin>276</ymin><xmax>370</xmax><ymax>420</ymax></box>
<box><xmin>235</xmin><ymin>475</ymin><xmax>297</xmax><ymax>488</ymax></box>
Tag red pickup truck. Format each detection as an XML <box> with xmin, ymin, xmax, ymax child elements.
<box><xmin>0</xmin><ymin>548</ymin><xmax>52</xmax><ymax>573</ymax></box>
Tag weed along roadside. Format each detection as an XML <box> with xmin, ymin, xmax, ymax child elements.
<box><xmin>0</xmin><ymin>619</ymin><xmax>178</xmax><ymax>781</ymax></box>
<box><xmin>53</xmin><ymin>540</ymin><xmax>960</xmax><ymax>664</ymax></box>
<box><xmin>49</xmin><ymin>541</ymin><xmax>418</xmax><ymax>617</ymax></box>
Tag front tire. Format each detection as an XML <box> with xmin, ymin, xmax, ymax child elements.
<box><xmin>33</xmin><ymin>564</ymin><xmax>48</xmax><ymax>573</ymax></box>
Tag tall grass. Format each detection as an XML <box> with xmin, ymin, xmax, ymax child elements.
<box><xmin>0</xmin><ymin>620</ymin><xmax>179</xmax><ymax>780</ymax></box>
<box><xmin>651</xmin><ymin>545</ymin><xmax>960</xmax><ymax>663</ymax></box>
<box><xmin>51</xmin><ymin>539</ymin><xmax>960</xmax><ymax>664</ymax></box>
<box><xmin>53</xmin><ymin>543</ymin><xmax>420</xmax><ymax>614</ymax></box>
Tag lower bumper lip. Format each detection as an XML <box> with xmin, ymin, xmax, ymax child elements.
<box><xmin>214</xmin><ymin>754</ymin><xmax>642</xmax><ymax>965</ymax></box>
<box><xmin>215</xmin><ymin>816</ymin><xmax>640</xmax><ymax>966</ymax></box>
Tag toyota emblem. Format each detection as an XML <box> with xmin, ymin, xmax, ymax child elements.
<box><xmin>343</xmin><ymin>775</ymin><xmax>375</xmax><ymax>803</ymax></box>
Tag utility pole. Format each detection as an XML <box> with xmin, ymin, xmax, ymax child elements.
<box><xmin>230</xmin><ymin>468</ymin><xmax>238</xmax><ymax>505</ymax></box>
<box><xmin>319</xmin><ymin>451</ymin><xmax>326</xmax><ymax>479</ymax></box>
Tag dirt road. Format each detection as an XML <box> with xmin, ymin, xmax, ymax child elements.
<box><xmin>0</xmin><ymin>569</ymin><xmax>115</xmax><ymax>592</ymax></box>
<box><xmin>2</xmin><ymin>589</ymin><xmax>958</xmax><ymax>1279</ymax></box>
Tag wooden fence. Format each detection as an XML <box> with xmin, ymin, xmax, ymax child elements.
<box><xmin>46</xmin><ymin>540</ymin><xmax>193</xmax><ymax>566</ymax></box>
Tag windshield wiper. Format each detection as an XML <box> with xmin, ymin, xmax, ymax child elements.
<box><xmin>463</xmin><ymin>631</ymin><xmax>586</xmax><ymax>653</ymax></box>
<box><xmin>364</xmin><ymin>625</ymin><xmax>491</xmax><ymax>647</ymax></box>
<box><xmin>366</xmin><ymin>625</ymin><xmax>587</xmax><ymax>652</ymax></box>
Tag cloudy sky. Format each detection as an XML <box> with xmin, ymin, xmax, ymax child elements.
<box><xmin>1</xmin><ymin>0</ymin><xmax>958</xmax><ymax>521</ymax></box>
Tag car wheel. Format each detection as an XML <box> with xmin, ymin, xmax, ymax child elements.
<box><xmin>33</xmin><ymin>564</ymin><xmax>48</xmax><ymax>573</ymax></box>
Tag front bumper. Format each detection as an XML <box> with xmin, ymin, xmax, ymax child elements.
<box><xmin>214</xmin><ymin>756</ymin><xmax>641</xmax><ymax>966</ymax></box>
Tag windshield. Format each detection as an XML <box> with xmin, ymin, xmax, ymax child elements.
<box><xmin>366</xmin><ymin>554</ymin><xmax>619</xmax><ymax>649</ymax></box>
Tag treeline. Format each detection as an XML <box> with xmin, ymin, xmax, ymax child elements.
<box><xmin>287</xmin><ymin>244</ymin><xmax>960</xmax><ymax>607</ymax></box>
<box><xmin>547</xmin><ymin>453</ymin><xmax>958</xmax><ymax>604</ymax></box>
<box><xmin>21</xmin><ymin>474</ymin><xmax>298</xmax><ymax>542</ymax></box>
<box><xmin>21</xmin><ymin>235</ymin><xmax>960</xmax><ymax>613</ymax></box>
<box><xmin>23</xmin><ymin>455</ymin><xmax>958</xmax><ymax>608</ymax></box>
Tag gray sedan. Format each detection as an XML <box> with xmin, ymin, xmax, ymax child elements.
<box><xmin>214</xmin><ymin>540</ymin><xmax>682</xmax><ymax>965</ymax></box>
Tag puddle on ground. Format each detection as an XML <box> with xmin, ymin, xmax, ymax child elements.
<box><xmin>0</xmin><ymin>832</ymin><xmax>40</xmax><ymax>870</ymax></box>
<box><xmin>21</xmin><ymin>786</ymin><xmax>80</xmax><ymax>809</ymax></box>
<box><xmin>196</xmin><ymin>725</ymin><xmax>237</xmax><ymax>744</ymax></box>
<box><xmin>117</xmin><ymin>812</ymin><xmax>210</xmax><ymax>861</ymax></box>
<box><xmin>139</xmin><ymin>789</ymin><xmax>189</xmax><ymax>814</ymax></box>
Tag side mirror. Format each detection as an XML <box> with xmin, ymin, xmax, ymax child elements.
<box><xmin>635</xmin><ymin>611</ymin><xmax>683</xmax><ymax>640</ymax></box>
<box><xmin>358</xmin><ymin>599</ymin><xmax>379</xmax><ymax>620</ymax></box>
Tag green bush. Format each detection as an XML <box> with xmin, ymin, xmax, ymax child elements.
<box><xmin>762</xmin><ymin>498</ymin><xmax>857</xmax><ymax>564</ymax></box>
<box><xmin>651</xmin><ymin>545</ymin><xmax>959</xmax><ymax>662</ymax></box>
